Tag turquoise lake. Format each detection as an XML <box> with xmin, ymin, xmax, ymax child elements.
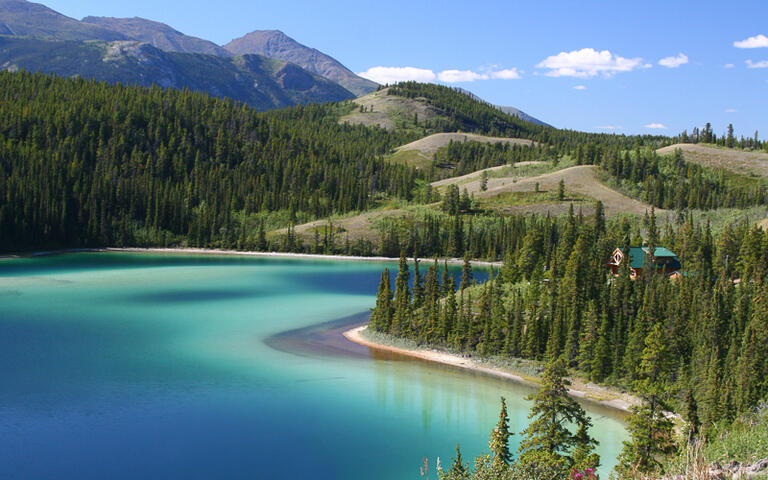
<box><xmin>0</xmin><ymin>253</ymin><xmax>627</xmax><ymax>479</ymax></box>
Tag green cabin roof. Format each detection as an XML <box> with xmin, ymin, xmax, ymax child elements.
<box><xmin>624</xmin><ymin>247</ymin><xmax>681</xmax><ymax>270</ymax></box>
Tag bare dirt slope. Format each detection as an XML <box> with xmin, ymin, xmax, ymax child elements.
<box><xmin>431</xmin><ymin>161</ymin><xmax>546</xmax><ymax>188</ymax></box>
<box><xmin>389</xmin><ymin>133</ymin><xmax>537</xmax><ymax>169</ymax></box>
<box><xmin>473</xmin><ymin>165</ymin><xmax>659</xmax><ymax>216</ymax></box>
<box><xmin>396</xmin><ymin>132</ymin><xmax>536</xmax><ymax>156</ymax></box>
<box><xmin>338</xmin><ymin>87</ymin><xmax>439</xmax><ymax>130</ymax></box>
<box><xmin>757</xmin><ymin>218</ymin><xmax>768</xmax><ymax>231</ymax></box>
<box><xmin>656</xmin><ymin>144</ymin><xmax>768</xmax><ymax>178</ymax></box>
<box><xmin>273</xmin><ymin>208</ymin><xmax>409</xmax><ymax>244</ymax></box>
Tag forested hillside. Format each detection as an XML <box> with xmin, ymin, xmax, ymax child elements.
<box><xmin>0</xmin><ymin>72</ymin><xmax>418</xmax><ymax>252</ymax></box>
<box><xmin>370</xmin><ymin>206</ymin><xmax>768</xmax><ymax>478</ymax></box>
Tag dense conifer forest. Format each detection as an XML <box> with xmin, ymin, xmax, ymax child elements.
<box><xmin>370</xmin><ymin>207</ymin><xmax>768</xmax><ymax>478</ymax></box>
<box><xmin>0</xmin><ymin>72</ymin><xmax>420</xmax><ymax>251</ymax></box>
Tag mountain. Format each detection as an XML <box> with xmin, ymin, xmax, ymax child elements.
<box><xmin>0</xmin><ymin>36</ymin><xmax>355</xmax><ymax>110</ymax></box>
<box><xmin>0</xmin><ymin>0</ymin><xmax>128</xmax><ymax>41</ymax></box>
<box><xmin>497</xmin><ymin>105</ymin><xmax>550</xmax><ymax>127</ymax></box>
<box><xmin>225</xmin><ymin>30</ymin><xmax>377</xmax><ymax>96</ymax></box>
<box><xmin>454</xmin><ymin>87</ymin><xmax>549</xmax><ymax>127</ymax></box>
<box><xmin>81</xmin><ymin>16</ymin><xmax>231</xmax><ymax>57</ymax></box>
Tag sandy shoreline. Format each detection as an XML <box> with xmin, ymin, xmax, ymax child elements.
<box><xmin>343</xmin><ymin>325</ymin><xmax>637</xmax><ymax>414</ymax></box>
<box><xmin>0</xmin><ymin>247</ymin><xmax>502</xmax><ymax>267</ymax></box>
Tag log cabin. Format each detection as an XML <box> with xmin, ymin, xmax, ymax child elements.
<box><xmin>607</xmin><ymin>247</ymin><xmax>681</xmax><ymax>279</ymax></box>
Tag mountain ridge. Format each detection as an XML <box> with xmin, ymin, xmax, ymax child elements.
<box><xmin>225</xmin><ymin>29</ymin><xmax>378</xmax><ymax>96</ymax></box>
<box><xmin>81</xmin><ymin>16</ymin><xmax>231</xmax><ymax>57</ymax></box>
<box><xmin>0</xmin><ymin>36</ymin><xmax>355</xmax><ymax>110</ymax></box>
<box><xmin>0</xmin><ymin>0</ymin><xmax>129</xmax><ymax>41</ymax></box>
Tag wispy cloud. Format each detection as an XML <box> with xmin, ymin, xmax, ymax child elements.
<box><xmin>746</xmin><ymin>59</ymin><xmax>768</xmax><ymax>69</ymax></box>
<box><xmin>645</xmin><ymin>123</ymin><xmax>667</xmax><ymax>129</ymax></box>
<box><xmin>658</xmin><ymin>53</ymin><xmax>689</xmax><ymax>68</ymax></box>
<box><xmin>536</xmin><ymin>48</ymin><xmax>649</xmax><ymax>78</ymax></box>
<box><xmin>725</xmin><ymin>108</ymin><xmax>737</xmax><ymax>113</ymax></box>
<box><xmin>573</xmin><ymin>85</ymin><xmax>587</xmax><ymax>90</ymax></box>
<box><xmin>734</xmin><ymin>34</ymin><xmax>768</xmax><ymax>48</ymax></box>
<box><xmin>596</xmin><ymin>125</ymin><xmax>621</xmax><ymax>130</ymax></box>
<box><xmin>724</xmin><ymin>63</ymin><xmax>735</xmax><ymax>68</ymax></box>
<box><xmin>358</xmin><ymin>66</ymin><xmax>521</xmax><ymax>84</ymax></box>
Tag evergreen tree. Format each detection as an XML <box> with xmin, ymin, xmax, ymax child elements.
<box><xmin>413</xmin><ymin>245</ymin><xmax>424</xmax><ymax>309</ymax></box>
<box><xmin>684</xmin><ymin>388</ymin><xmax>701</xmax><ymax>444</ymax></box>
<box><xmin>460</xmin><ymin>253</ymin><xmax>473</xmax><ymax>291</ymax></box>
<box><xmin>370</xmin><ymin>269</ymin><xmax>393</xmax><ymax>332</ymax></box>
<box><xmin>617</xmin><ymin>324</ymin><xmax>676</xmax><ymax>476</ymax></box>
<box><xmin>489</xmin><ymin>397</ymin><xmax>514</xmax><ymax>468</ymax></box>
<box><xmin>392</xmin><ymin>251</ymin><xmax>412</xmax><ymax>336</ymax></box>
<box><xmin>440</xmin><ymin>445</ymin><xmax>469</xmax><ymax>480</ymax></box>
<box><xmin>518</xmin><ymin>358</ymin><xmax>597</xmax><ymax>474</ymax></box>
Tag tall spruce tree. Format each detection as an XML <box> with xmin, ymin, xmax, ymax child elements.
<box><xmin>460</xmin><ymin>253</ymin><xmax>473</xmax><ymax>291</ymax></box>
<box><xmin>440</xmin><ymin>445</ymin><xmax>469</xmax><ymax>480</ymax></box>
<box><xmin>489</xmin><ymin>397</ymin><xmax>513</xmax><ymax>469</ymax></box>
<box><xmin>518</xmin><ymin>358</ymin><xmax>597</xmax><ymax>474</ymax></box>
<box><xmin>617</xmin><ymin>324</ymin><xmax>675</xmax><ymax>476</ymax></box>
<box><xmin>370</xmin><ymin>269</ymin><xmax>393</xmax><ymax>332</ymax></box>
<box><xmin>392</xmin><ymin>251</ymin><xmax>412</xmax><ymax>336</ymax></box>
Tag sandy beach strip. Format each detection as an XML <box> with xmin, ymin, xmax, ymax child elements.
<box><xmin>1</xmin><ymin>247</ymin><xmax>503</xmax><ymax>267</ymax></box>
<box><xmin>343</xmin><ymin>325</ymin><xmax>637</xmax><ymax>414</ymax></box>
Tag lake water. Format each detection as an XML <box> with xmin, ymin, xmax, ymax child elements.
<box><xmin>0</xmin><ymin>253</ymin><xmax>627</xmax><ymax>479</ymax></box>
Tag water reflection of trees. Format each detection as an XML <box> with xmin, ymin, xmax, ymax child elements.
<box><xmin>371</xmin><ymin>351</ymin><xmax>537</xmax><ymax>438</ymax></box>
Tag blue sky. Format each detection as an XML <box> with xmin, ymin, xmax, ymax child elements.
<box><xmin>44</xmin><ymin>0</ymin><xmax>768</xmax><ymax>136</ymax></box>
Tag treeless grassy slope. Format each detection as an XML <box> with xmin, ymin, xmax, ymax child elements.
<box><xmin>430</xmin><ymin>161</ymin><xmax>546</xmax><ymax>188</ymax></box>
<box><xmin>656</xmin><ymin>144</ymin><xmax>768</xmax><ymax>178</ymax></box>
<box><xmin>338</xmin><ymin>87</ymin><xmax>439</xmax><ymax>130</ymax></box>
<box><xmin>272</xmin><ymin>208</ymin><xmax>409</xmax><ymax>244</ymax></box>
<box><xmin>473</xmin><ymin>165</ymin><xmax>658</xmax><ymax>216</ymax></box>
<box><xmin>276</xmin><ymin>165</ymin><xmax>656</xmax><ymax>246</ymax></box>
<box><xmin>389</xmin><ymin>133</ymin><xmax>537</xmax><ymax>169</ymax></box>
<box><xmin>396</xmin><ymin>132</ymin><xmax>536</xmax><ymax>156</ymax></box>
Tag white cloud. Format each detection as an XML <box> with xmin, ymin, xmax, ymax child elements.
<box><xmin>358</xmin><ymin>66</ymin><xmax>521</xmax><ymax>84</ymax></box>
<box><xmin>746</xmin><ymin>59</ymin><xmax>768</xmax><ymax>69</ymax></box>
<box><xmin>596</xmin><ymin>125</ymin><xmax>619</xmax><ymax>130</ymax></box>
<box><xmin>658</xmin><ymin>53</ymin><xmax>689</xmax><ymax>68</ymax></box>
<box><xmin>725</xmin><ymin>109</ymin><xmax>737</xmax><ymax>113</ymax></box>
<box><xmin>357</xmin><ymin>66</ymin><xmax>436</xmax><ymax>84</ymax></box>
<box><xmin>645</xmin><ymin>123</ymin><xmax>667</xmax><ymax>129</ymax></box>
<box><xmin>536</xmin><ymin>48</ymin><xmax>649</xmax><ymax>78</ymax></box>
<box><xmin>437</xmin><ymin>69</ymin><xmax>489</xmax><ymax>82</ymax></box>
<box><xmin>573</xmin><ymin>85</ymin><xmax>587</xmax><ymax>90</ymax></box>
<box><xmin>489</xmin><ymin>68</ymin><xmax>521</xmax><ymax>80</ymax></box>
<box><xmin>734</xmin><ymin>34</ymin><xmax>768</xmax><ymax>48</ymax></box>
<box><xmin>724</xmin><ymin>63</ymin><xmax>735</xmax><ymax>68</ymax></box>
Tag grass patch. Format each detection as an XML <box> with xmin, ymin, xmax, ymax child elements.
<box><xmin>478</xmin><ymin>190</ymin><xmax>591</xmax><ymax>213</ymax></box>
<box><xmin>663</xmin><ymin>403</ymin><xmax>768</xmax><ymax>477</ymax></box>
<box><xmin>387</xmin><ymin>149</ymin><xmax>432</xmax><ymax>169</ymax></box>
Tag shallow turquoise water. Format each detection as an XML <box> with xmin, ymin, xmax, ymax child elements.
<box><xmin>0</xmin><ymin>253</ymin><xmax>627</xmax><ymax>479</ymax></box>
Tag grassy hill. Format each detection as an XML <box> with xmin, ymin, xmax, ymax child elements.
<box><xmin>389</xmin><ymin>132</ymin><xmax>536</xmax><ymax>169</ymax></box>
<box><xmin>656</xmin><ymin>143</ymin><xmax>768</xmax><ymax>178</ymax></box>
<box><xmin>339</xmin><ymin>86</ymin><xmax>439</xmax><ymax>131</ymax></box>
